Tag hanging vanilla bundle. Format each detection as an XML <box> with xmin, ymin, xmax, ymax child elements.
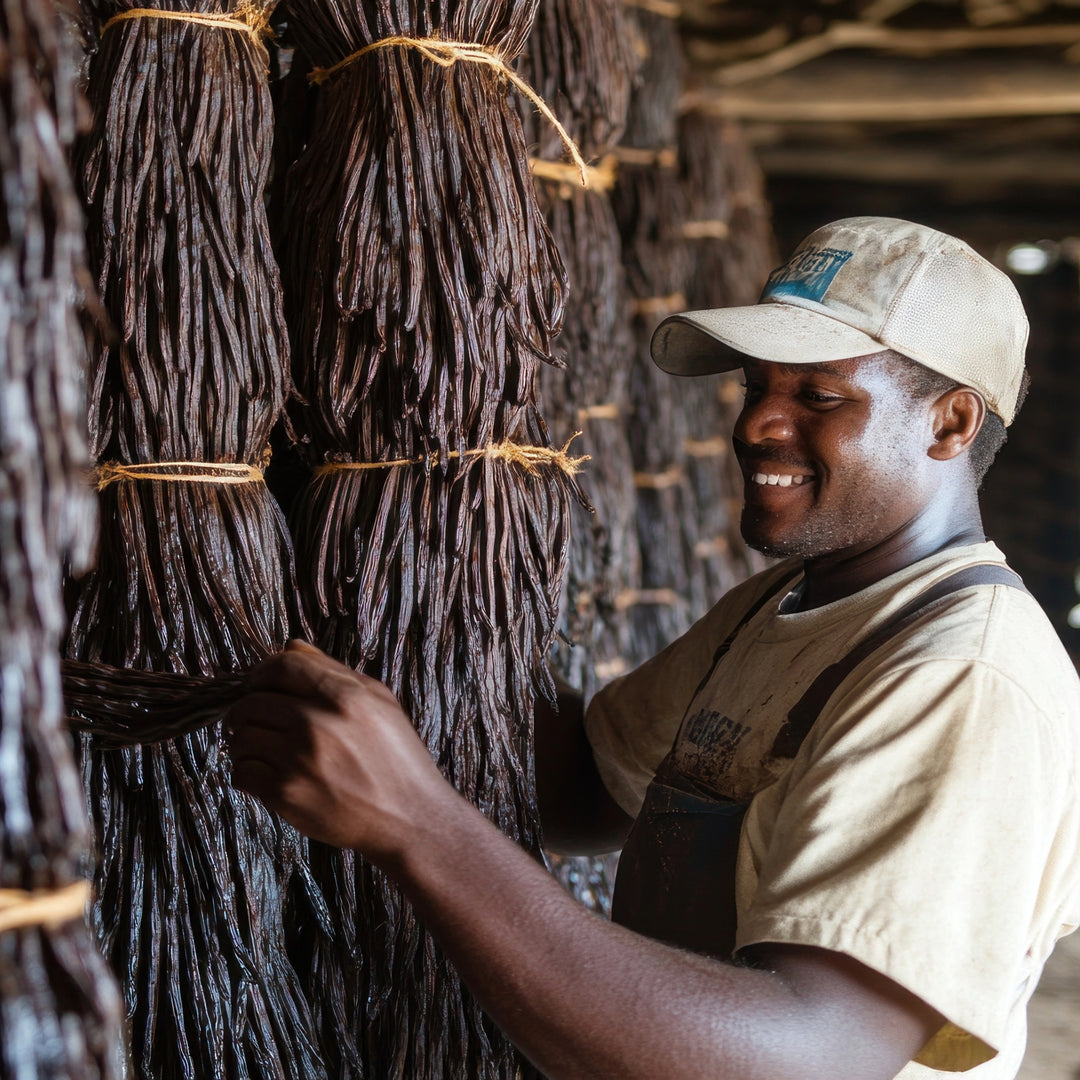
<box><xmin>518</xmin><ymin>0</ymin><xmax>640</xmax><ymax>699</ymax></box>
<box><xmin>678</xmin><ymin>111</ymin><xmax>776</xmax><ymax>312</ymax></box>
<box><xmin>66</xmin><ymin>3</ymin><xmax>331</xmax><ymax>1076</ymax></box>
<box><xmin>516</xmin><ymin>0</ymin><xmax>641</xmax><ymax>916</ymax></box>
<box><xmin>278</xmin><ymin>1</ymin><xmax>580</xmax><ymax>1076</ymax></box>
<box><xmin>611</xmin><ymin>5</ymin><xmax>696</xmax><ymax>659</ymax></box>
<box><xmin>676</xmin><ymin>110</ymin><xmax>773</xmax><ymax>611</ymax></box>
<box><xmin>0</xmin><ymin>0</ymin><xmax>126</xmax><ymax>1071</ymax></box>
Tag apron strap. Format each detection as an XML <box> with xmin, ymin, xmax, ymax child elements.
<box><xmin>771</xmin><ymin>562</ymin><xmax>1029</xmax><ymax>758</ymax></box>
<box><xmin>684</xmin><ymin>565</ymin><xmax>804</xmax><ymax>715</ymax></box>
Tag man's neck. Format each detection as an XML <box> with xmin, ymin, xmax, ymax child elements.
<box><xmin>796</xmin><ymin>501</ymin><xmax>986</xmax><ymax>611</ymax></box>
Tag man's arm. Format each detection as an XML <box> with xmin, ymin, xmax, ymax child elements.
<box><xmin>534</xmin><ymin>673</ymin><xmax>633</xmax><ymax>855</ymax></box>
<box><xmin>228</xmin><ymin>641</ymin><xmax>943</xmax><ymax>1080</ymax></box>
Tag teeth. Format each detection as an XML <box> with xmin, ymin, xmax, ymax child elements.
<box><xmin>752</xmin><ymin>472</ymin><xmax>808</xmax><ymax>487</ymax></box>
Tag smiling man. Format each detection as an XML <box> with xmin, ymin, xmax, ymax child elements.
<box><xmin>228</xmin><ymin>217</ymin><xmax>1080</xmax><ymax>1079</ymax></box>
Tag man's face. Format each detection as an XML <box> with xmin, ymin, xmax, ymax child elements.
<box><xmin>733</xmin><ymin>353</ymin><xmax>935</xmax><ymax>561</ymax></box>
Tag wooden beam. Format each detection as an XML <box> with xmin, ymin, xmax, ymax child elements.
<box><xmin>754</xmin><ymin>145</ymin><xmax>1080</xmax><ymax>185</ymax></box>
<box><xmin>681</xmin><ymin>56</ymin><xmax>1080</xmax><ymax>122</ymax></box>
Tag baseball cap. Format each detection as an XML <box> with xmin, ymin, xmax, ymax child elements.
<box><xmin>651</xmin><ymin>216</ymin><xmax>1029</xmax><ymax>425</ymax></box>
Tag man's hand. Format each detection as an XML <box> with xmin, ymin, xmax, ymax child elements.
<box><xmin>226</xmin><ymin>640</ymin><xmax>451</xmax><ymax>862</ymax></box>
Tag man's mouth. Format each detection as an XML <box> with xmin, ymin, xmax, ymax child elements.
<box><xmin>750</xmin><ymin>472</ymin><xmax>810</xmax><ymax>488</ymax></box>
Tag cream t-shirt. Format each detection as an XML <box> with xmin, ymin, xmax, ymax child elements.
<box><xmin>585</xmin><ymin>542</ymin><xmax>1080</xmax><ymax>1077</ymax></box>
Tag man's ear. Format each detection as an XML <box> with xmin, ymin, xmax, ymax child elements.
<box><xmin>927</xmin><ymin>387</ymin><xmax>986</xmax><ymax>461</ymax></box>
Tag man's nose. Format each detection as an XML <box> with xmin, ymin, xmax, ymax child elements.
<box><xmin>734</xmin><ymin>392</ymin><xmax>796</xmax><ymax>448</ymax></box>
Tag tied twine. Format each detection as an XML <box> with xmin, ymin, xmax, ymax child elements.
<box><xmin>614</xmin><ymin>587</ymin><xmax>686</xmax><ymax>612</ymax></box>
<box><xmin>612</xmin><ymin>145</ymin><xmax>678</xmax><ymax>170</ymax></box>
<box><xmin>631</xmin><ymin>292</ymin><xmax>687</xmax><ymax>319</ymax></box>
<box><xmin>314</xmin><ymin>436</ymin><xmax>590</xmax><ymax>479</ymax></box>
<box><xmin>681</xmin><ymin>220</ymin><xmax>731</xmax><ymax>241</ymax></box>
<box><xmin>530</xmin><ymin>155</ymin><xmax>617</xmax><ymax>196</ymax></box>
<box><xmin>594</xmin><ymin>657</ymin><xmax>629</xmax><ymax>680</ymax></box>
<box><xmin>684</xmin><ymin>436</ymin><xmax>728</xmax><ymax>458</ymax></box>
<box><xmin>693</xmin><ymin>536</ymin><xmax>730</xmax><ymax>559</ymax></box>
<box><xmin>634</xmin><ymin>465</ymin><xmax>684</xmax><ymax>489</ymax></box>
<box><xmin>577</xmin><ymin>403</ymin><xmax>620</xmax><ymax>423</ymax></box>
<box><xmin>0</xmin><ymin>881</ymin><xmax>90</xmax><ymax>934</ymax></box>
<box><xmin>307</xmin><ymin>36</ymin><xmax>588</xmax><ymax>186</ymax></box>
<box><xmin>101</xmin><ymin>3</ymin><xmax>273</xmax><ymax>65</ymax></box>
<box><xmin>621</xmin><ymin>0</ymin><xmax>682</xmax><ymax>18</ymax></box>
<box><xmin>92</xmin><ymin>460</ymin><xmax>265</xmax><ymax>492</ymax></box>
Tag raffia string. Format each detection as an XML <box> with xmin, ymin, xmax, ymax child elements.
<box><xmin>307</xmin><ymin>36</ymin><xmax>588</xmax><ymax>185</ymax></box>
<box><xmin>100</xmin><ymin>4</ymin><xmax>272</xmax><ymax>64</ymax></box>
<box><xmin>577</xmin><ymin>403</ymin><xmax>620</xmax><ymax>422</ymax></box>
<box><xmin>0</xmin><ymin>881</ymin><xmax>91</xmax><ymax>934</ymax></box>
<box><xmin>612</xmin><ymin>145</ymin><xmax>677</xmax><ymax>169</ymax></box>
<box><xmin>631</xmin><ymin>292</ymin><xmax>687</xmax><ymax>318</ymax></box>
<box><xmin>693</xmin><ymin>536</ymin><xmax>730</xmax><ymax>559</ymax></box>
<box><xmin>621</xmin><ymin>0</ymin><xmax>682</xmax><ymax>18</ymax></box>
<box><xmin>92</xmin><ymin>460</ymin><xmax>265</xmax><ymax>492</ymax></box>
<box><xmin>594</xmin><ymin>657</ymin><xmax>630</xmax><ymax>680</ymax></box>
<box><xmin>684</xmin><ymin>436</ymin><xmax>728</xmax><ymax>458</ymax></box>
<box><xmin>314</xmin><ymin>436</ymin><xmax>590</xmax><ymax>480</ymax></box>
<box><xmin>633</xmin><ymin>465</ymin><xmax>684</xmax><ymax>489</ymax></box>
<box><xmin>681</xmin><ymin>220</ymin><xmax>731</xmax><ymax>241</ymax></box>
<box><xmin>614</xmin><ymin>587</ymin><xmax>685</xmax><ymax>612</ymax></box>
<box><xmin>530</xmin><ymin>155</ymin><xmax>617</xmax><ymax>194</ymax></box>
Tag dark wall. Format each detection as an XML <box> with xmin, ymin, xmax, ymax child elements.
<box><xmin>981</xmin><ymin>265</ymin><xmax>1080</xmax><ymax>660</ymax></box>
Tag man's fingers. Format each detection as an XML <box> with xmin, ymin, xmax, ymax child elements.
<box><xmin>230</xmin><ymin>757</ymin><xmax>283</xmax><ymax>806</ymax></box>
<box><xmin>246</xmin><ymin>641</ymin><xmax>357</xmax><ymax>705</ymax></box>
<box><xmin>225</xmin><ymin>689</ymin><xmax>316</xmax><ymax>741</ymax></box>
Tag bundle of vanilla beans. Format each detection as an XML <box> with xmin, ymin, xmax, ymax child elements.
<box><xmin>0</xmin><ymin>0</ymin><xmax>126</xmax><ymax>1069</ymax></box>
<box><xmin>277</xmin><ymin>1</ymin><xmax>579</xmax><ymax>1075</ymax></box>
<box><xmin>519</xmin><ymin>0</ymin><xmax>640</xmax><ymax>701</ymax></box>
<box><xmin>517</xmin><ymin>0</ymin><xmax>640</xmax><ymax>917</ymax></box>
<box><xmin>611</xmin><ymin>6</ymin><xmax>696</xmax><ymax>664</ymax></box>
<box><xmin>66</xmin><ymin>1</ymin><xmax>332</xmax><ymax>1075</ymax></box>
<box><xmin>676</xmin><ymin>111</ymin><xmax>773</xmax><ymax>609</ymax></box>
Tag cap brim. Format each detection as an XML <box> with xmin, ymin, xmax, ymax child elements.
<box><xmin>651</xmin><ymin>303</ymin><xmax>887</xmax><ymax>376</ymax></box>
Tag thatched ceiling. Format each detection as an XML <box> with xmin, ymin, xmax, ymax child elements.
<box><xmin>673</xmin><ymin>1</ymin><xmax>1080</xmax><ymax>245</ymax></box>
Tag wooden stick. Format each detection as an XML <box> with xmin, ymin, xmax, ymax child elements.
<box><xmin>687</xmin><ymin>86</ymin><xmax>1080</xmax><ymax>123</ymax></box>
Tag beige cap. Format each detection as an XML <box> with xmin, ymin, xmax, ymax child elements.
<box><xmin>651</xmin><ymin>216</ymin><xmax>1029</xmax><ymax>425</ymax></box>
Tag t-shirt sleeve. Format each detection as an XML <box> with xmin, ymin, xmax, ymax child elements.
<box><xmin>736</xmin><ymin>656</ymin><xmax>1076</xmax><ymax>1072</ymax></box>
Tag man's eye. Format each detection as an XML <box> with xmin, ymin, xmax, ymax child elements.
<box><xmin>802</xmin><ymin>390</ymin><xmax>844</xmax><ymax>406</ymax></box>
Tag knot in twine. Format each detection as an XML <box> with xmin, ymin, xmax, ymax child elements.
<box><xmin>0</xmin><ymin>881</ymin><xmax>91</xmax><ymax>934</ymax></box>
<box><xmin>101</xmin><ymin>3</ymin><xmax>273</xmax><ymax>65</ymax></box>
<box><xmin>307</xmin><ymin>35</ymin><xmax>588</xmax><ymax>186</ymax></box>
<box><xmin>314</xmin><ymin>435</ymin><xmax>590</xmax><ymax>479</ymax></box>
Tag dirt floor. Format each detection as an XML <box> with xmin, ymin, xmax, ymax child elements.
<box><xmin>1017</xmin><ymin>929</ymin><xmax>1080</xmax><ymax>1079</ymax></box>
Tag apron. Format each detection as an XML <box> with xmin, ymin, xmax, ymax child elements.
<box><xmin>611</xmin><ymin>562</ymin><xmax>1028</xmax><ymax>960</ymax></box>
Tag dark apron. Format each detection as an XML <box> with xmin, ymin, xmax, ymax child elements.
<box><xmin>611</xmin><ymin>753</ymin><xmax>750</xmax><ymax>958</ymax></box>
<box><xmin>611</xmin><ymin>562</ymin><xmax>1028</xmax><ymax>960</ymax></box>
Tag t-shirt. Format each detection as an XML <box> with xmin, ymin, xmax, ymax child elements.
<box><xmin>585</xmin><ymin>541</ymin><xmax>1080</xmax><ymax>1078</ymax></box>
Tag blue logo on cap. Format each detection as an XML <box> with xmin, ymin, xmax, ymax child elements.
<box><xmin>761</xmin><ymin>246</ymin><xmax>853</xmax><ymax>303</ymax></box>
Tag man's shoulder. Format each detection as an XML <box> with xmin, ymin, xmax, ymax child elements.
<box><xmin>879</xmin><ymin>545</ymin><xmax>1072</xmax><ymax>685</ymax></box>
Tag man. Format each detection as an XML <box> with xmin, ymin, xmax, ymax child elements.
<box><xmin>228</xmin><ymin>217</ymin><xmax>1080</xmax><ymax>1079</ymax></box>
